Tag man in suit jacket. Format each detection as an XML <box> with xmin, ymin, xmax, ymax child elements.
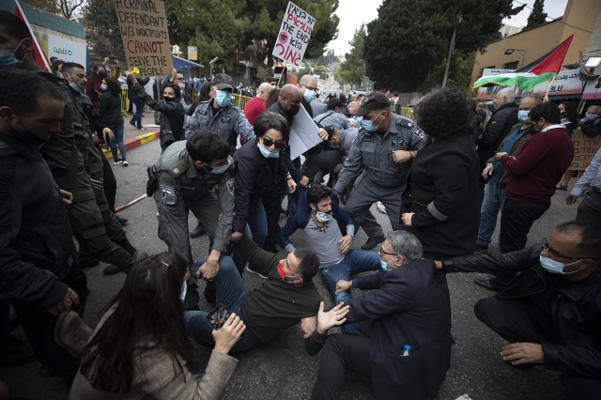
<box><xmin>304</xmin><ymin>230</ymin><xmax>453</xmax><ymax>400</ymax></box>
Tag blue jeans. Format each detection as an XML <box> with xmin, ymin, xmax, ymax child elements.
<box><xmin>106</xmin><ymin>124</ymin><xmax>125</xmax><ymax>161</ymax></box>
<box><xmin>477</xmin><ymin>180</ymin><xmax>506</xmax><ymax>253</ymax></box>
<box><xmin>232</xmin><ymin>198</ymin><xmax>268</xmax><ymax>274</ymax></box>
<box><xmin>129</xmin><ymin>95</ymin><xmax>145</xmax><ymax>129</ymax></box>
<box><xmin>184</xmin><ymin>256</ymin><xmax>252</xmax><ymax>352</ymax></box>
<box><xmin>321</xmin><ymin>249</ymin><xmax>381</xmax><ymax>336</ymax></box>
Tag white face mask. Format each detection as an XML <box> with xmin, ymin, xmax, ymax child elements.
<box><xmin>315</xmin><ymin>210</ymin><xmax>332</xmax><ymax>223</ymax></box>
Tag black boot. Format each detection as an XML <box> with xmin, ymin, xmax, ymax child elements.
<box><xmin>190</xmin><ymin>223</ymin><xmax>204</xmax><ymax>238</ymax></box>
<box><xmin>116</xmin><ymin>237</ymin><xmax>136</xmax><ymax>256</ymax></box>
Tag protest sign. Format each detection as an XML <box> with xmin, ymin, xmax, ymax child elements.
<box><xmin>272</xmin><ymin>2</ymin><xmax>316</xmax><ymax>67</ymax></box>
<box><xmin>289</xmin><ymin>106</ymin><xmax>321</xmax><ymax>160</ymax></box>
<box><xmin>571</xmin><ymin>130</ymin><xmax>601</xmax><ymax>171</ymax></box>
<box><xmin>114</xmin><ymin>0</ymin><xmax>173</xmax><ymax>77</ymax></box>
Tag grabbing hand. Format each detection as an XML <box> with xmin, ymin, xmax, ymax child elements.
<box><xmin>317</xmin><ymin>128</ymin><xmax>328</xmax><ymax>141</ymax></box>
<box><xmin>332</xmin><ymin>163</ymin><xmax>343</xmax><ymax>174</ymax></box>
<box><xmin>103</xmin><ymin>127</ymin><xmax>114</xmax><ymax>142</ymax></box>
<box><xmin>482</xmin><ymin>163</ymin><xmax>494</xmax><ymax>180</ymax></box>
<box><xmin>316</xmin><ymin>301</ymin><xmax>350</xmax><ymax>335</ymax></box>
<box><xmin>338</xmin><ymin>235</ymin><xmax>352</xmax><ymax>253</ymax></box>
<box><xmin>566</xmin><ymin>194</ymin><xmax>578</xmax><ymax>205</ymax></box>
<box><xmin>298</xmin><ymin>176</ymin><xmax>310</xmax><ymax>188</ymax></box>
<box><xmin>335</xmin><ymin>280</ymin><xmax>352</xmax><ymax>294</ymax></box>
<box><xmin>230</xmin><ymin>231</ymin><xmax>243</xmax><ymax>243</ymax></box>
<box><xmin>89</xmin><ymin>178</ymin><xmax>102</xmax><ymax>191</ymax></box>
<box><xmin>392</xmin><ymin>150</ymin><xmax>412</xmax><ymax>164</ymax></box>
<box><xmin>92</xmin><ymin>134</ymin><xmax>100</xmax><ymax>145</ymax></box>
<box><xmin>200</xmin><ymin>258</ymin><xmax>219</xmax><ymax>281</ymax></box>
<box><xmin>49</xmin><ymin>288</ymin><xmax>80</xmax><ymax>316</ymax></box>
<box><xmin>501</xmin><ymin>342</ymin><xmax>544</xmax><ymax>365</ymax></box>
<box><xmin>300</xmin><ymin>316</ymin><xmax>316</xmax><ymax>339</ymax></box>
<box><xmin>495</xmin><ymin>152</ymin><xmax>507</xmax><ymax>161</ymax></box>
<box><xmin>288</xmin><ymin>179</ymin><xmax>297</xmax><ymax>194</ymax></box>
<box><xmin>212</xmin><ymin>314</ymin><xmax>246</xmax><ymax>355</ymax></box>
<box><xmin>60</xmin><ymin>189</ymin><xmax>73</xmax><ymax>206</ymax></box>
<box><xmin>401</xmin><ymin>212</ymin><xmax>414</xmax><ymax>226</ymax></box>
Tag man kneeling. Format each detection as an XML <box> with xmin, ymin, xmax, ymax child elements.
<box><xmin>438</xmin><ymin>220</ymin><xmax>601</xmax><ymax>400</ymax></box>
<box><xmin>306</xmin><ymin>231</ymin><xmax>453</xmax><ymax>400</ymax></box>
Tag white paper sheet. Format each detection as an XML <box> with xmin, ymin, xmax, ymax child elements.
<box><xmin>289</xmin><ymin>105</ymin><xmax>322</xmax><ymax>160</ymax></box>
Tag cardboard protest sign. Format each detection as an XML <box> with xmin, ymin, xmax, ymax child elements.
<box><xmin>289</xmin><ymin>106</ymin><xmax>321</xmax><ymax>160</ymax></box>
<box><xmin>114</xmin><ymin>0</ymin><xmax>173</xmax><ymax>77</ymax></box>
<box><xmin>272</xmin><ymin>2</ymin><xmax>316</xmax><ymax>67</ymax></box>
<box><xmin>571</xmin><ymin>130</ymin><xmax>601</xmax><ymax>171</ymax></box>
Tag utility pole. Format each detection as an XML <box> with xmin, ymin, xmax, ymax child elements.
<box><xmin>442</xmin><ymin>12</ymin><xmax>461</xmax><ymax>88</ymax></box>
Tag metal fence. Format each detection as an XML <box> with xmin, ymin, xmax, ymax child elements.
<box><xmin>120</xmin><ymin>90</ymin><xmax>130</xmax><ymax>117</ymax></box>
<box><xmin>398</xmin><ymin>107</ymin><xmax>414</xmax><ymax>119</ymax></box>
<box><xmin>123</xmin><ymin>90</ymin><xmax>253</xmax><ymax>115</ymax></box>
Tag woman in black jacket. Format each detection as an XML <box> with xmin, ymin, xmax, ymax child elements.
<box><xmin>128</xmin><ymin>74</ymin><xmax>185</xmax><ymax>152</ymax></box>
<box><xmin>399</xmin><ymin>88</ymin><xmax>480</xmax><ymax>258</ymax></box>
<box><xmin>230</xmin><ymin>112</ymin><xmax>296</xmax><ymax>275</ymax></box>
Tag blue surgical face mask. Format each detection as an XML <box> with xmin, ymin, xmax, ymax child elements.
<box><xmin>380</xmin><ymin>259</ymin><xmax>390</xmax><ymax>272</ymax></box>
<box><xmin>315</xmin><ymin>210</ymin><xmax>332</xmax><ymax>223</ymax></box>
<box><xmin>539</xmin><ymin>255</ymin><xmax>580</xmax><ymax>275</ymax></box>
<box><xmin>361</xmin><ymin>112</ymin><xmax>383</xmax><ymax>132</ymax></box>
<box><xmin>258</xmin><ymin>142</ymin><xmax>279</xmax><ymax>158</ymax></box>
<box><xmin>205</xmin><ymin>158</ymin><xmax>231</xmax><ymax>174</ymax></box>
<box><xmin>180</xmin><ymin>280</ymin><xmax>187</xmax><ymax>302</ymax></box>
<box><xmin>303</xmin><ymin>89</ymin><xmax>315</xmax><ymax>102</ymax></box>
<box><xmin>517</xmin><ymin>110</ymin><xmax>530</xmax><ymax>123</ymax></box>
<box><xmin>0</xmin><ymin>40</ymin><xmax>25</xmax><ymax>70</ymax></box>
<box><xmin>101</xmin><ymin>84</ymin><xmax>107</xmax><ymax>91</ymax></box>
<box><xmin>70</xmin><ymin>82</ymin><xmax>83</xmax><ymax>93</ymax></box>
<box><xmin>215</xmin><ymin>90</ymin><xmax>232</xmax><ymax>107</ymax></box>
<box><xmin>329</xmin><ymin>144</ymin><xmax>340</xmax><ymax>150</ymax></box>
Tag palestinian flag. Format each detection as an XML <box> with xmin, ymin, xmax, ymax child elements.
<box><xmin>14</xmin><ymin>0</ymin><xmax>52</xmax><ymax>72</ymax></box>
<box><xmin>473</xmin><ymin>34</ymin><xmax>574</xmax><ymax>91</ymax></box>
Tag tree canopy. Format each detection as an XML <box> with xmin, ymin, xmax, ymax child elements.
<box><xmin>525</xmin><ymin>0</ymin><xmax>547</xmax><ymax>30</ymax></box>
<box><xmin>81</xmin><ymin>0</ymin><xmax>125</xmax><ymax>62</ymax></box>
<box><xmin>363</xmin><ymin>0</ymin><xmax>525</xmax><ymax>92</ymax></box>
<box><xmin>334</xmin><ymin>23</ymin><xmax>366</xmax><ymax>86</ymax></box>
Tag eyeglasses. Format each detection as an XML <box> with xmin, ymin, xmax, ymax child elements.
<box><xmin>301</xmin><ymin>84</ymin><xmax>317</xmax><ymax>91</ymax></box>
<box><xmin>542</xmin><ymin>238</ymin><xmax>599</xmax><ymax>260</ymax></box>
<box><xmin>262</xmin><ymin>137</ymin><xmax>286</xmax><ymax>149</ymax></box>
<box><xmin>379</xmin><ymin>247</ymin><xmax>399</xmax><ymax>257</ymax></box>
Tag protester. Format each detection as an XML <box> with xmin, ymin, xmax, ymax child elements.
<box><xmin>333</xmin><ymin>91</ymin><xmax>428</xmax><ymax>249</ymax></box>
<box><xmin>467</xmin><ymin>98</ymin><xmax>484</xmax><ymax>144</ymax></box>
<box><xmin>99</xmin><ymin>77</ymin><xmax>127</xmax><ymax>165</ymax></box>
<box><xmin>311</xmin><ymin>94</ymin><xmax>328</xmax><ymax>116</ymax></box>
<box><xmin>128</xmin><ymin>73</ymin><xmax>185</xmax><ymax>152</ymax></box>
<box><xmin>475</xmin><ymin>94</ymin><xmax>542</xmax><ymax>256</ymax></box>
<box><xmin>438</xmin><ymin>221</ymin><xmax>601</xmax><ymax>400</ymax></box>
<box><xmin>476</xmin><ymin>87</ymin><xmax>519</xmax><ymax>206</ymax></box>
<box><xmin>126</xmin><ymin>73</ymin><xmax>150</xmax><ymax>131</ymax></box>
<box><xmin>244</xmin><ymin>82</ymin><xmax>270</xmax><ymax>125</ymax></box>
<box><xmin>307</xmin><ymin>231</ymin><xmax>452</xmax><ymax>400</ymax></box>
<box><xmin>301</xmin><ymin>125</ymin><xmax>344</xmax><ymax>184</ymax></box>
<box><xmin>0</xmin><ymin>67</ymin><xmax>88</xmax><ymax>381</ymax></box>
<box><xmin>566</xmin><ymin>146</ymin><xmax>601</xmax><ymax>227</ymax></box>
<box><xmin>297</xmin><ymin>74</ymin><xmax>318</xmax><ymax>118</ymax></box>
<box><xmin>85</xmin><ymin>63</ymin><xmax>107</xmax><ymax>111</ymax></box>
<box><xmin>193</xmin><ymin>74</ymin><xmax>206</xmax><ymax>94</ymax></box>
<box><xmin>188</xmin><ymin>81</ymin><xmax>214</xmax><ymax>117</ymax></box>
<box><xmin>51</xmin><ymin>59</ymin><xmax>64</xmax><ymax>77</ymax></box>
<box><xmin>231</xmin><ymin>112</ymin><xmax>296</xmax><ymax>276</ymax></box>
<box><xmin>314</xmin><ymin>98</ymin><xmax>353</xmax><ymax>130</ymax></box>
<box><xmin>185</xmin><ymin>73</ymin><xmax>254</xmax><ymax>153</ymax></box>
<box><xmin>277</xmin><ymin>185</ymin><xmax>380</xmax><ymax>335</ymax></box>
<box><xmin>581</xmin><ymin>105</ymin><xmax>601</xmax><ymax>136</ymax></box>
<box><xmin>57</xmin><ymin>252</ymin><xmax>243</xmax><ymax>399</ymax></box>
<box><xmin>399</xmin><ymin>88</ymin><xmax>479</xmax><ymax>258</ymax></box>
<box><xmin>556</xmin><ymin>102</ymin><xmax>583</xmax><ymax>191</ymax></box>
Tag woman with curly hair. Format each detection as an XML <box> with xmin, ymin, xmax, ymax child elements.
<box><xmin>399</xmin><ymin>88</ymin><xmax>480</xmax><ymax>258</ymax></box>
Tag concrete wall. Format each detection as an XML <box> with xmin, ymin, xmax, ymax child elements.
<box><xmin>586</xmin><ymin>11</ymin><xmax>601</xmax><ymax>57</ymax></box>
<box><xmin>472</xmin><ymin>0</ymin><xmax>601</xmax><ymax>84</ymax></box>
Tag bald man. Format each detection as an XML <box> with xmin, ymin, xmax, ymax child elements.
<box><xmin>298</xmin><ymin>74</ymin><xmax>318</xmax><ymax>118</ymax></box>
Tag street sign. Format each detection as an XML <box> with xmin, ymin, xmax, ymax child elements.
<box><xmin>188</xmin><ymin>46</ymin><xmax>197</xmax><ymax>61</ymax></box>
<box><xmin>272</xmin><ymin>2</ymin><xmax>316</xmax><ymax>67</ymax></box>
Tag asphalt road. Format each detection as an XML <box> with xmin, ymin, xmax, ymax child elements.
<box><xmin>2</xmin><ymin>138</ymin><xmax>578</xmax><ymax>400</ymax></box>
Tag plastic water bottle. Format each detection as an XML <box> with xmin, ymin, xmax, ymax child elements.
<box><xmin>402</xmin><ymin>345</ymin><xmax>411</xmax><ymax>356</ymax></box>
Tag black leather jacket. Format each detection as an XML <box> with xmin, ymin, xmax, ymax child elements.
<box><xmin>442</xmin><ymin>244</ymin><xmax>601</xmax><ymax>379</ymax></box>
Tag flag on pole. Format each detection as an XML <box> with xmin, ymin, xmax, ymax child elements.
<box><xmin>14</xmin><ymin>0</ymin><xmax>52</xmax><ymax>72</ymax></box>
<box><xmin>473</xmin><ymin>34</ymin><xmax>574</xmax><ymax>91</ymax></box>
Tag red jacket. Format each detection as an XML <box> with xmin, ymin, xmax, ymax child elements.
<box><xmin>501</xmin><ymin>125</ymin><xmax>574</xmax><ymax>203</ymax></box>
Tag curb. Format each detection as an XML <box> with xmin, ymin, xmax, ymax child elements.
<box><xmin>102</xmin><ymin>130</ymin><xmax>159</xmax><ymax>159</ymax></box>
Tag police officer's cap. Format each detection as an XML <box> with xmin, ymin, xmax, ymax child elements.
<box><xmin>355</xmin><ymin>91</ymin><xmax>390</xmax><ymax>117</ymax></box>
<box><xmin>213</xmin><ymin>73</ymin><xmax>235</xmax><ymax>90</ymax></box>
<box><xmin>327</xmin><ymin>98</ymin><xmax>343</xmax><ymax>110</ymax></box>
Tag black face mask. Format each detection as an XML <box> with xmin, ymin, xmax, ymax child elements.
<box><xmin>164</xmin><ymin>97</ymin><xmax>176</xmax><ymax>102</ymax></box>
<box><xmin>10</xmin><ymin>116</ymin><xmax>48</xmax><ymax>147</ymax></box>
<box><xmin>287</xmin><ymin>104</ymin><xmax>300</xmax><ymax>117</ymax></box>
<box><xmin>98</xmin><ymin>71</ymin><xmax>107</xmax><ymax>78</ymax></box>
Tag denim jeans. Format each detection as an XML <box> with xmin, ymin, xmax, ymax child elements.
<box><xmin>184</xmin><ymin>256</ymin><xmax>252</xmax><ymax>352</ymax></box>
<box><xmin>106</xmin><ymin>124</ymin><xmax>126</xmax><ymax>161</ymax></box>
<box><xmin>477</xmin><ymin>180</ymin><xmax>506</xmax><ymax>251</ymax></box>
<box><xmin>321</xmin><ymin>249</ymin><xmax>381</xmax><ymax>335</ymax></box>
<box><xmin>129</xmin><ymin>95</ymin><xmax>145</xmax><ymax>129</ymax></box>
<box><xmin>232</xmin><ymin>198</ymin><xmax>268</xmax><ymax>274</ymax></box>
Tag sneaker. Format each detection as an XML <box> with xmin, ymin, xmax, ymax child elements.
<box><xmin>138</xmin><ymin>127</ymin><xmax>147</xmax><ymax>131</ymax></box>
<box><xmin>246</xmin><ymin>265</ymin><xmax>268</xmax><ymax>279</ymax></box>
<box><xmin>122</xmin><ymin>160</ymin><xmax>129</xmax><ymax>166</ymax></box>
<box><xmin>361</xmin><ymin>236</ymin><xmax>385</xmax><ymax>251</ymax></box>
<box><xmin>114</xmin><ymin>159</ymin><xmax>122</xmax><ymax>165</ymax></box>
<box><xmin>0</xmin><ymin>335</ymin><xmax>36</xmax><ymax>366</ymax></box>
<box><xmin>103</xmin><ymin>265</ymin><xmax>121</xmax><ymax>275</ymax></box>
<box><xmin>129</xmin><ymin>120</ymin><xmax>136</xmax><ymax>127</ymax></box>
<box><xmin>474</xmin><ymin>243</ymin><xmax>489</xmax><ymax>253</ymax></box>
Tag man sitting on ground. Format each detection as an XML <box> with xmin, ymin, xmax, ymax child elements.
<box><xmin>437</xmin><ymin>220</ymin><xmax>601</xmax><ymax>400</ymax></box>
<box><xmin>277</xmin><ymin>185</ymin><xmax>381</xmax><ymax>335</ymax></box>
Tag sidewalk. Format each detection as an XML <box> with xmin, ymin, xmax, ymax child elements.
<box><xmin>103</xmin><ymin>110</ymin><xmax>160</xmax><ymax>159</ymax></box>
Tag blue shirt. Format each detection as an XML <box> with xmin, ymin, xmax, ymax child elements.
<box><xmin>571</xmin><ymin>146</ymin><xmax>601</xmax><ymax>196</ymax></box>
<box><xmin>491</xmin><ymin>124</ymin><xmax>529</xmax><ymax>184</ymax></box>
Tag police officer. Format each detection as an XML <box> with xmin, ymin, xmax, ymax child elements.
<box><xmin>334</xmin><ymin>91</ymin><xmax>428</xmax><ymax>232</ymax></box>
<box><xmin>185</xmin><ymin>73</ymin><xmax>254</xmax><ymax>152</ymax></box>
<box><xmin>149</xmin><ymin>130</ymin><xmax>236</xmax><ymax>286</ymax></box>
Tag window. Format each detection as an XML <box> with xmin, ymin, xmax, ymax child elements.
<box><xmin>504</xmin><ymin>61</ymin><xmax>519</xmax><ymax>69</ymax></box>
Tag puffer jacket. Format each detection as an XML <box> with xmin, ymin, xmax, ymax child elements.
<box><xmin>442</xmin><ymin>244</ymin><xmax>601</xmax><ymax>379</ymax></box>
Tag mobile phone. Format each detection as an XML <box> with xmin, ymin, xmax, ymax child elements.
<box><xmin>206</xmin><ymin>304</ymin><xmax>230</xmax><ymax>330</ymax></box>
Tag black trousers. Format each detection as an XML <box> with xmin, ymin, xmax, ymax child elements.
<box><xmin>576</xmin><ymin>189</ymin><xmax>601</xmax><ymax>227</ymax></box>
<box><xmin>478</xmin><ymin>159</ymin><xmax>489</xmax><ymax>210</ymax></box>
<box><xmin>499</xmin><ymin>198</ymin><xmax>550</xmax><ymax>253</ymax></box>
<box><xmin>10</xmin><ymin>262</ymin><xmax>88</xmax><ymax>382</ymax></box>
<box><xmin>311</xmin><ymin>334</ymin><xmax>372</xmax><ymax>400</ymax></box>
<box><xmin>261</xmin><ymin>183</ymin><xmax>282</xmax><ymax>253</ymax></box>
<box><xmin>474</xmin><ymin>298</ymin><xmax>601</xmax><ymax>400</ymax></box>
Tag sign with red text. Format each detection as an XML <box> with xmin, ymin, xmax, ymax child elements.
<box><xmin>272</xmin><ymin>2</ymin><xmax>316</xmax><ymax>67</ymax></box>
<box><xmin>571</xmin><ymin>130</ymin><xmax>601</xmax><ymax>171</ymax></box>
<box><xmin>114</xmin><ymin>0</ymin><xmax>173</xmax><ymax>77</ymax></box>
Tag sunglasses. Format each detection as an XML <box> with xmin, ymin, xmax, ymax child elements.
<box><xmin>542</xmin><ymin>238</ymin><xmax>599</xmax><ymax>260</ymax></box>
<box><xmin>262</xmin><ymin>137</ymin><xmax>286</xmax><ymax>149</ymax></box>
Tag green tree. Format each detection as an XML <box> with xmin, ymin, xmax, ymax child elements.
<box><xmin>335</xmin><ymin>23</ymin><xmax>366</xmax><ymax>86</ymax></box>
<box><xmin>20</xmin><ymin>0</ymin><xmax>59</xmax><ymax>14</ymax></box>
<box><xmin>417</xmin><ymin>50</ymin><xmax>476</xmax><ymax>94</ymax></box>
<box><xmin>363</xmin><ymin>0</ymin><xmax>525</xmax><ymax>92</ymax></box>
<box><xmin>525</xmin><ymin>0</ymin><xmax>547</xmax><ymax>29</ymax></box>
<box><xmin>81</xmin><ymin>0</ymin><xmax>125</xmax><ymax>62</ymax></box>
